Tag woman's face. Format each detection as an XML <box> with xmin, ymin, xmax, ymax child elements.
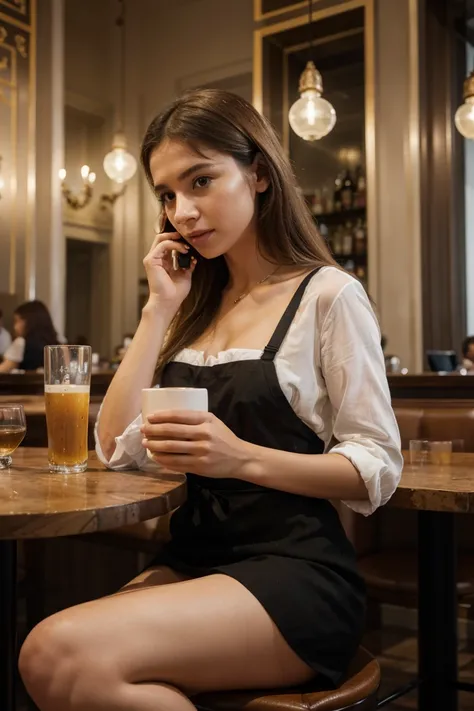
<box><xmin>149</xmin><ymin>139</ymin><xmax>269</xmax><ymax>259</ymax></box>
<box><xmin>13</xmin><ymin>314</ymin><xmax>26</xmax><ymax>338</ymax></box>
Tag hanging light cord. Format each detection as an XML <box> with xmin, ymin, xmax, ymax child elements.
<box><xmin>116</xmin><ymin>0</ymin><xmax>126</xmax><ymax>134</ymax></box>
<box><xmin>307</xmin><ymin>0</ymin><xmax>314</xmax><ymax>63</ymax></box>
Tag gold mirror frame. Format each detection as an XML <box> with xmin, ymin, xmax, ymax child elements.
<box><xmin>253</xmin><ymin>0</ymin><xmax>377</xmax><ymax>297</ymax></box>
<box><xmin>254</xmin><ymin>0</ymin><xmax>310</xmax><ymax>22</ymax></box>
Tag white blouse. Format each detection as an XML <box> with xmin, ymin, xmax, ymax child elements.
<box><xmin>4</xmin><ymin>336</ymin><xmax>25</xmax><ymax>363</ymax></box>
<box><xmin>95</xmin><ymin>267</ymin><xmax>403</xmax><ymax>516</ymax></box>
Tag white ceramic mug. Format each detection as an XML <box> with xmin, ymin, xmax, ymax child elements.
<box><xmin>142</xmin><ymin>387</ymin><xmax>208</xmax><ymax>460</ymax></box>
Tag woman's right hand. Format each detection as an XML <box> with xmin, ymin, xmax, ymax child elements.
<box><xmin>143</xmin><ymin>230</ymin><xmax>196</xmax><ymax>310</ymax></box>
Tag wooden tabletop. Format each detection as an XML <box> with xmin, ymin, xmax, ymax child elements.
<box><xmin>0</xmin><ymin>449</ymin><xmax>186</xmax><ymax>540</ymax></box>
<box><xmin>388</xmin><ymin>452</ymin><xmax>474</xmax><ymax>513</ymax></box>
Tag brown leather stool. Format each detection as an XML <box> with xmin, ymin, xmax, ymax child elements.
<box><xmin>192</xmin><ymin>647</ymin><xmax>380</xmax><ymax>711</ymax></box>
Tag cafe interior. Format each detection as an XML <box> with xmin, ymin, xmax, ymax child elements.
<box><xmin>1</xmin><ymin>0</ymin><xmax>474</xmax><ymax>709</ymax></box>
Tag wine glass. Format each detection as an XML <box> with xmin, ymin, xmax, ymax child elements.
<box><xmin>0</xmin><ymin>405</ymin><xmax>26</xmax><ymax>469</ymax></box>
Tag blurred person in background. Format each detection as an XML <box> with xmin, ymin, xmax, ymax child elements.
<box><xmin>0</xmin><ymin>308</ymin><xmax>12</xmax><ymax>358</ymax></box>
<box><xmin>0</xmin><ymin>300</ymin><xmax>60</xmax><ymax>373</ymax></box>
<box><xmin>462</xmin><ymin>336</ymin><xmax>474</xmax><ymax>372</ymax></box>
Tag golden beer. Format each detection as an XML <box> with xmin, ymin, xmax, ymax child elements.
<box><xmin>0</xmin><ymin>426</ymin><xmax>26</xmax><ymax>456</ymax></box>
<box><xmin>45</xmin><ymin>385</ymin><xmax>90</xmax><ymax>471</ymax></box>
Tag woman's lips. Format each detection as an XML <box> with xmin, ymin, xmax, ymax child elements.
<box><xmin>189</xmin><ymin>230</ymin><xmax>214</xmax><ymax>245</ymax></box>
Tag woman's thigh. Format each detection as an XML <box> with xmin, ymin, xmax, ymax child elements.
<box><xmin>115</xmin><ymin>563</ymin><xmax>191</xmax><ymax>594</ymax></box>
<box><xmin>20</xmin><ymin>572</ymin><xmax>315</xmax><ymax>695</ymax></box>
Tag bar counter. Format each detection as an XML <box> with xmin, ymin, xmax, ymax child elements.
<box><xmin>2</xmin><ymin>371</ymin><xmax>474</xmax><ymax>400</ymax></box>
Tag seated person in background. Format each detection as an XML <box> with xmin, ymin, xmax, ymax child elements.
<box><xmin>462</xmin><ymin>335</ymin><xmax>474</xmax><ymax>371</ymax></box>
<box><xmin>0</xmin><ymin>300</ymin><xmax>59</xmax><ymax>373</ymax></box>
<box><xmin>0</xmin><ymin>309</ymin><xmax>12</xmax><ymax>358</ymax></box>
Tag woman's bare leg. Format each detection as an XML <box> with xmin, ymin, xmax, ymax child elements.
<box><xmin>115</xmin><ymin>563</ymin><xmax>191</xmax><ymax>594</ymax></box>
<box><xmin>19</xmin><ymin>573</ymin><xmax>315</xmax><ymax>711</ymax></box>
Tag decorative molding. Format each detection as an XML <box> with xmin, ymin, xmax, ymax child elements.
<box><xmin>0</xmin><ymin>0</ymin><xmax>34</xmax><ymax>296</ymax></box>
<box><xmin>254</xmin><ymin>0</ymin><xmax>310</xmax><ymax>22</ymax></box>
<box><xmin>0</xmin><ymin>0</ymin><xmax>27</xmax><ymax>15</ymax></box>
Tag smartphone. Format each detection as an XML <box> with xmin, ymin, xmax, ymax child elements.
<box><xmin>161</xmin><ymin>216</ymin><xmax>198</xmax><ymax>270</ymax></box>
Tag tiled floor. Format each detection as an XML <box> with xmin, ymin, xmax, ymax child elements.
<box><xmin>363</xmin><ymin>626</ymin><xmax>474</xmax><ymax>709</ymax></box>
<box><xmin>16</xmin><ymin>625</ymin><xmax>474</xmax><ymax>710</ymax></box>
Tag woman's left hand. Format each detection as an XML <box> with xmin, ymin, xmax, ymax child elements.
<box><xmin>141</xmin><ymin>410</ymin><xmax>255</xmax><ymax>478</ymax></box>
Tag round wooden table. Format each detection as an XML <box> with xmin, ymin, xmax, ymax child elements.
<box><xmin>0</xmin><ymin>448</ymin><xmax>187</xmax><ymax>711</ymax></box>
<box><xmin>386</xmin><ymin>453</ymin><xmax>474</xmax><ymax>711</ymax></box>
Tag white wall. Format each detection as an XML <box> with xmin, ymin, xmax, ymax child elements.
<box><xmin>466</xmin><ymin>44</ymin><xmax>474</xmax><ymax>336</ymax></box>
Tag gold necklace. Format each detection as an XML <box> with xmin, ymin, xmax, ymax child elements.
<box><xmin>233</xmin><ymin>267</ymin><xmax>279</xmax><ymax>304</ymax></box>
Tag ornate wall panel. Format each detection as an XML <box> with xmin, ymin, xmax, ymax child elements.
<box><xmin>0</xmin><ymin>0</ymin><xmax>35</xmax><ymax>298</ymax></box>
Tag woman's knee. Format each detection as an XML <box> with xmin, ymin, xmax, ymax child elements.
<box><xmin>19</xmin><ymin>612</ymin><xmax>114</xmax><ymax>707</ymax></box>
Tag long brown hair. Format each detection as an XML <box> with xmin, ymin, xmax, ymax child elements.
<box><xmin>141</xmin><ymin>89</ymin><xmax>338</xmax><ymax>376</ymax></box>
<box><xmin>15</xmin><ymin>300</ymin><xmax>59</xmax><ymax>346</ymax></box>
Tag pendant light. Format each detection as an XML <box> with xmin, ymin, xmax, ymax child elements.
<box><xmin>288</xmin><ymin>0</ymin><xmax>336</xmax><ymax>141</ymax></box>
<box><xmin>103</xmin><ymin>0</ymin><xmax>137</xmax><ymax>184</ymax></box>
<box><xmin>455</xmin><ymin>69</ymin><xmax>474</xmax><ymax>139</ymax></box>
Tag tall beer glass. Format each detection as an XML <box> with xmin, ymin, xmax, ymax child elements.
<box><xmin>44</xmin><ymin>345</ymin><xmax>91</xmax><ymax>473</ymax></box>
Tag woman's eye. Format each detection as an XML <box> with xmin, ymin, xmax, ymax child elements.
<box><xmin>159</xmin><ymin>192</ymin><xmax>175</xmax><ymax>204</ymax></box>
<box><xmin>194</xmin><ymin>176</ymin><xmax>212</xmax><ymax>189</ymax></box>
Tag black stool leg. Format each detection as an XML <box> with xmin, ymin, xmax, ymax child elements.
<box><xmin>418</xmin><ymin>510</ymin><xmax>457</xmax><ymax>711</ymax></box>
<box><xmin>0</xmin><ymin>540</ymin><xmax>17</xmax><ymax>711</ymax></box>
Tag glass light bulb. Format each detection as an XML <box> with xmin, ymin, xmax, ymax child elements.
<box><xmin>103</xmin><ymin>147</ymin><xmax>137</xmax><ymax>184</ymax></box>
<box><xmin>455</xmin><ymin>96</ymin><xmax>474</xmax><ymax>139</ymax></box>
<box><xmin>88</xmin><ymin>172</ymin><xmax>96</xmax><ymax>184</ymax></box>
<box><xmin>80</xmin><ymin>165</ymin><xmax>90</xmax><ymax>179</ymax></box>
<box><xmin>58</xmin><ymin>168</ymin><xmax>67</xmax><ymax>181</ymax></box>
<box><xmin>289</xmin><ymin>89</ymin><xmax>337</xmax><ymax>141</ymax></box>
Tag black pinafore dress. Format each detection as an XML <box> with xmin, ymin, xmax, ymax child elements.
<box><xmin>158</xmin><ymin>269</ymin><xmax>366</xmax><ymax>686</ymax></box>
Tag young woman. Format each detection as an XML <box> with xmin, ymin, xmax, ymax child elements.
<box><xmin>19</xmin><ymin>89</ymin><xmax>402</xmax><ymax>711</ymax></box>
<box><xmin>0</xmin><ymin>300</ymin><xmax>59</xmax><ymax>373</ymax></box>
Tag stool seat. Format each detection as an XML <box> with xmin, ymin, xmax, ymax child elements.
<box><xmin>192</xmin><ymin>647</ymin><xmax>380</xmax><ymax>711</ymax></box>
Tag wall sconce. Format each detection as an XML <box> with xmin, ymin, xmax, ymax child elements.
<box><xmin>0</xmin><ymin>155</ymin><xmax>4</xmax><ymax>200</ymax></box>
<box><xmin>100</xmin><ymin>184</ymin><xmax>127</xmax><ymax>209</ymax></box>
<box><xmin>59</xmin><ymin>165</ymin><xmax>96</xmax><ymax>209</ymax></box>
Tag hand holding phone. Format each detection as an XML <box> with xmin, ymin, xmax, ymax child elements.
<box><xmin>142</xmin><ymin>215</ymin><xmax>197</xmax><ymax>310</ymax></box>
<box><xmin>161</xmin><ymin>217</ymin><xmax>199</xmax><ymax>271</ymax></box>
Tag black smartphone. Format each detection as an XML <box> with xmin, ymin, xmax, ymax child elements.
<box><xmin>161</xmin><ymin>216</ymin><xmax>198</xmax><ymax>270</ymax></box>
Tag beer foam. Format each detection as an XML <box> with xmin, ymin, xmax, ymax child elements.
<box><xmin>45</xmin><ymin>384</ymin><xmax>90</xmax><ymax>394</ymax></box>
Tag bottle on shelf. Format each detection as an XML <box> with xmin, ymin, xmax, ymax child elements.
<box><xmin>311</xmin><ymin>188</ymin><xmax>323</xmax><ymax>216</ymax></box>
<box><xmin>340</xmin><ymin>170</ymin><xmax>355</xmax><ymax>210</ymax></box>
<box><xmin>333</xmin><ymin>174</ymin><xmax>343</xmax><ymax>212</ymax></box>
<box><xmin>342</xmin><ymin>221</ymin><xmax>353</xmax><ymax>256</ymax></box>
<box><xmin>332</xmin><ymin>225</ymin><xmax>343</xmax><ymax>255</ymax></box>
<box><xmin>354</xmin><ymin>166</ymin><xmax>366</xmax><ymax>209</ymax></box>
<box><xmin>321</xmin><ymin>185</ymin><xmax>333</xmax><ymax>214</ymax></box>
<box><xmin>353</xmin><ymin>219</ymin><xmax>366</xmax><ymax>256</ymax></box>
<box><xmin>344</xmin><ymin>259</ymin><xmax>355</xmax><ymax>274</ymax></box>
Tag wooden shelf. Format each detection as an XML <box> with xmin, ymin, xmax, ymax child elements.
<box><xmin>313</xmin><ymin>207</ymin><xmax>366</xmax><ymax>224</ymax></box>
<box><xmin>333</xmin><ymin>252</ymin><xmax>367</xmax><ymax>262</ymax></box>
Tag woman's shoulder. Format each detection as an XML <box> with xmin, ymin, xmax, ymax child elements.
<box><xmin>302</xmin><ymin>266</ymin><xmax>368</xmax><ymax>321</ymax></box>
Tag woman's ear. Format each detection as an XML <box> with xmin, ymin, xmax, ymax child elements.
<box><xmin>251</xmin><ymin>153</ymin><xmax>270</xmax><ymax>194</ymax></box>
